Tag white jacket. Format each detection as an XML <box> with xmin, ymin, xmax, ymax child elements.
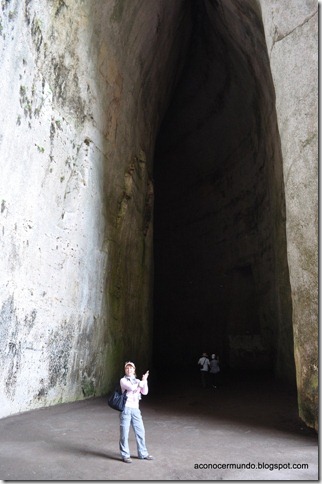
<box><xmin>120</xmin><ymin>376</ymin><xmax>148</xmax><ymax>409</ymax></box>
<box><xmin>198</xmin><ymin>356</ymin><xmax>210</xmax><ymax>371</ymax></box>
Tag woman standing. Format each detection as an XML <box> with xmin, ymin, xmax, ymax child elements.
<box><xmin>119</xmin><ymin>361</ymin><xmax>154</xmax><ymax>463</ymax></box>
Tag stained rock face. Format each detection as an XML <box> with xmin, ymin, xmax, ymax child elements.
<box><xmin>259</xmin><ymin>0</ymin><xmax>318</xmax><ymax>430</ymax></box>
<box><xmin>0</xmin><ymin>0</ymin><xmax>191</xmax><ymax>417</ymax></box>
<box><xmin>0</xmin><ymin>0</ymin><xmax>317</xmax><ymax>430</ymax></box>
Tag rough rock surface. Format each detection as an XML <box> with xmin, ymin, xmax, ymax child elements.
<box><xmin>0</xmin><ymin>0</ymin><xmax>190</xmax><ymax>417</ymax></box>
<box><xmin>0</xmin><ymin>0</ymin><xmax>317</xmax><ymax>431</ymax></box>
<box><xmin>259</xmin><ymin>0</ymin><xmax>318</xmax><ymax>430</ymax></box>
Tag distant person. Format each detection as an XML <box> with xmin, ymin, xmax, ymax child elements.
<box><xmin>119</xmin><ymin>361</ymin><xmax>154</xmax><ymax>463</ymax></box>
<box><xmin>198</xmin><ymin>352</ymin><xmax>210</xmax><ymax>388</ymax></box>
<box><xmin>209</xmin><ymin>353</ymin><xmax>220</xmax><ymax>388</ymax></box>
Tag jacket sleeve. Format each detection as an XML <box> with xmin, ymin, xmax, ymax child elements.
<box><xmin>138</xmin><ymin>379</ymin><xmax>149</xmax><ymax>395</ymax></box>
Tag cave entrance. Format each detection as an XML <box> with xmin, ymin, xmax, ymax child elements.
<box><xmin>152</xmin><ymin>0</ymin><xmax>296</xmax><ymax>384</ymax></box>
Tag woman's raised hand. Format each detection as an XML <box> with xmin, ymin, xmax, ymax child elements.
<box><xmin>142</xmin><ymin>370</ymin><xmax>149</xmax><ymax>381</ymax></box>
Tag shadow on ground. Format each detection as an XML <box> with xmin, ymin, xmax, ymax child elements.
<box><xmin>0</xmin><ymin>371</ymin><xmax>318</xmax><ymax>481</ymax></box>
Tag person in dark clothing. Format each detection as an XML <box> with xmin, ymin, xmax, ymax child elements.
<box><xmin>209</xmin><ymin>353</ymin><xmax>220</xmax><ymax>388</ymax></box>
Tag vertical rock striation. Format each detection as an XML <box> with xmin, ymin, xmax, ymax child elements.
<box><xmin>0</xmin><ymin>0</ymin><xmax>191</xmax><ymax>417</ymax></box>
<box><xmin>259</xmin><ymin>0</ymin><xmax>318</xmax><ymax>430</ymax></box>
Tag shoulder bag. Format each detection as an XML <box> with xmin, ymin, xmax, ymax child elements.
<box><xmin>108</xmin><ymin>387</ymin><xmax>127</xmax><ymax>411</ymax></box>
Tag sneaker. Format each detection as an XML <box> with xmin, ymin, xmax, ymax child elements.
<box><xmin>142</xmin><ymin>455</ymin><xmax>154</xmax><ymax>460</ymax></box>
<box><xmin>123</xmin><ymin>457</ymin><xmax>132</xmax><ymax>463</ymax></box>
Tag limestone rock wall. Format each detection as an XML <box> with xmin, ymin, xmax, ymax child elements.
<box><xmin>0</xmin><ymin>0</ymin><xmax>190</xmax><ymax>418</ymax></box>
<box><xmin>258</xmin><ymin>0</ymin><xmax>318</xmax><ymax>430</ymax></box>
<box><xmin>0</xmin><ymin>0</ymin><xmax>317</xmax><ymax>432</ymax></box>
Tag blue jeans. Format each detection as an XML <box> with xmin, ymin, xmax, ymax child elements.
<box><xmin>119</xmin><ymin>407</ymin><xmax>149</xmax><ymax>459</ymax></box>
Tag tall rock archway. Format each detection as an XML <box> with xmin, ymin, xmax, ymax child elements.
<box><xmin>153</xmin><ymin>0</ymin><xmax>295</xmax><ymax>382</ymax></box>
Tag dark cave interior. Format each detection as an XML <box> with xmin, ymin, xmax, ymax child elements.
<box><xmin>152</xmin><ymin>0</ymin><xmax>295</xmax><ymax>383</ymax></box>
